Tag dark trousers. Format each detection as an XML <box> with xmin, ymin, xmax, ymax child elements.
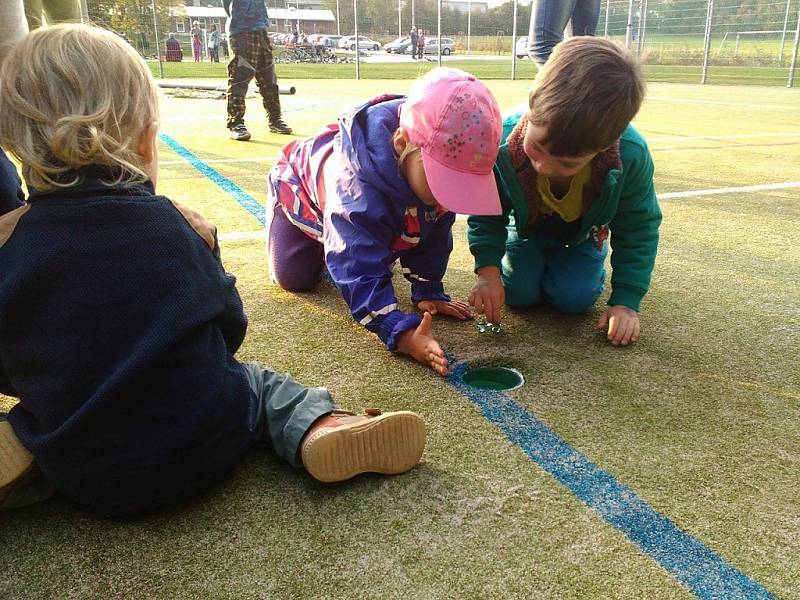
<box><xmin>226</xmin><ymin>29</ymin><xmax>282</xmax><ymax>128</ymax></box>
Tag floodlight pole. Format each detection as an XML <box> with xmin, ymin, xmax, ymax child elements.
<box><xmin>353</xmin><ymin>0</ymin><xmax>360</xmax><ymax>79</ymax></box>
<box><xmin>624</xmin><ymin>0</ymin><xmax>634</xmax><ymax>48</ymax></box>
<box><xmin>412</xmin><ymin>0</ymin><xmax>415</xmax><ymax>29</ymax></box>
<box><xmin>398</xmin><ymin>0</ymin><xmax>402</xmax><ymax>37</ymax></box>
<box><xmin>151</xmin><ymin>0</ymin><xmax>163</xmax><ymax>79</ymax></box>
<box><xmin>467</xmin><ymin>0</ymin><xmax>472</xmax><ymax>52</ymax></box>
<box><xmin>779</xmin><ymin>0</ymin><xmax>792</xmax><ymax>64</ymax></box>
<box><xmin>511</xmin><ymin>0</ymin><xmax>518</xmax><ymax>80</ymax></box>
<box><xmin>700</xmin><ymin>0</ymin><xmax>714</xmax><ymax>84</ymax></box>
<box><xmin>603</xmin><ymin>0</ymin><xmax>610</xmax><ymax>38</ymax></box>
<box><xmin>788</xmin><ymin>3</ymin><xmax>800</xmax><ymax>87</ymax></box>
<box><xmin>336</xmin><ymin>0</ymin><xmax>340</xmax><ymax>35</ymax></box>
<box><xmin>80</xmin><ymin>0</ymin><xmax>89</xmax><ymax>23</ymax></box>
<box><xmin>437</xmin><ymin>0</ymin><xmax>442</xmax><ymax>67</ymax></box>
<box><xmin>636</xmin><ymin>0</ymin><xmax>648</xmax><ymax>55</ymax></box>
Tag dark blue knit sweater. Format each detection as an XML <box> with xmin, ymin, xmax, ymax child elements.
<box><xmin>0</xmin><ymin>172</ymin><xmax>258</xmax><ymax>514</ymax></box>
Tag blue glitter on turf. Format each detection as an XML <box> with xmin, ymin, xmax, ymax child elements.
<box><xmin>159</xmin><ymin>133</ymin><xmax>266</xmax><ymax>225</ymax></box>
<box><xmin>445</xmin><ymin>355</ymin><xmax>775</xmax><ymax>599</ymax></box>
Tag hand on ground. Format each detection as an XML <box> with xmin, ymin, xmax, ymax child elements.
<box><xmin>396</xmin><ymin>312</ymin><xmax>449</xmax><ymax>376</ymax></box>
<box><xmin>596</xmin><ymin>305</ymin><xmax>640</xmax><ymax>346</ymax></box>
<box><xmin>416</xmin><ymin>299</ymin><xmax>473</xmax><ymax>320</ymax></box>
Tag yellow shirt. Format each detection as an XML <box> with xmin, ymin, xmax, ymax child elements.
<box><xmin>537</xmin><ymin>163</ymin><xmax>592</xmax><ymax>223</ymax></box>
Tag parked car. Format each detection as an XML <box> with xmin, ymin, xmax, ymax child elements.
<box><xmin>320</xmin><ymin>35</ymin><xmax>342</xmax><ymax>48</ymax></box>
<box><xmin>384</xmin><ymin>36</ymin><xmax>413</xmax><ymax>54</ymax></box>
<box><xmin>338</xmin><ymin>35</ymin><xmax>380</xmax><ymax>51</ymax></box>
<box><xmin>422</xmin><ymin>37</ymin><xmax>455</xmax><ymax>55</ymax></box>
<box><xmin>515</xmin><ymin>36</ymin><xmax>529</xmax><ymax>59</ymax></box>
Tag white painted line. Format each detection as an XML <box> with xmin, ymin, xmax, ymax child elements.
<box><xmin>660</xmin><ymin>181</ymin><xmax>800</xmax><ymax>199</ymax></box>
<box><xmin>649</xmin><ymin>131</ymin><xmax>800</xmax><ymax>144</ymax></box>
<box><xmin>219</xmin><ymin>230</ymin><xmax>265</xmax><ymax>241</ymax></box>
<box><xmin>648</xmin><ymin>95</ymin><xmax>785</xmax><ymax>110</ymax></box>
<box><xmin>161</xmin><ymin>156</ymin><xmax>273</xmax><ymax>166</ymax></box>
<box><xmin>216</xmin><ymin>181</ymin><xmax>800</xmax><ymax>242</ymax></box>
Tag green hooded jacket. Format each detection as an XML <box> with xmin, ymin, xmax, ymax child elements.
<box><xmin>467</xmin><ymin>109</ymin><xmax>662</xmax><ymax>311</ymax></box>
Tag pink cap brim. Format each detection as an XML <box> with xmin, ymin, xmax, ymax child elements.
<box><xmin>421</xmin><ymin>152</ymin><xmax>502</xmax><ymax>216</ymax></box>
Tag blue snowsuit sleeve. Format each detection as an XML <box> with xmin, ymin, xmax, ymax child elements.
<box><xmin>1</xmin><ymin>150</ymin><xmax>24</xmax><ymax>216</ymax></box>
<box><xmin>324</xmin><ymin>196</ymin><xmax>421</xmax><ymax>352</ymax></box>
<box><xmin>399</xmin><ymin>211</ymin><xmax>455</xmax><ymax>303</ymax></box>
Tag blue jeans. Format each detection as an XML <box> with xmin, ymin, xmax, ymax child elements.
<box><xmin>527</xmin><ymin>0</ymin><xmax>602</xmax><ymax>65</ymax></box>
<box><xmin>502</xmin><ymin>229</ymin><xmax>608</xmax><ymax>314</ymax></box>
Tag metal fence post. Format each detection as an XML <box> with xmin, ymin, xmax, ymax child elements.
<box><xmin>511</xmin><ymin>0</ymin><xmax>518</xmax><ymax>80</ymax></box>
<box><xmin>700</xmin><ymin>0</ymin><xmax>714</xmax><ymax>84</ymax></box>
<box><xmin>625</xmin><ymin>0</ymin><xmax>635</xmax><ymax>48</ymax></box>
<box><xmin>780</xmin><ymin>0</ymin><xmax>792</xmax><ymax>64</ymax></box>
<box><xmin>353</xmin><ymin>0</ymin><xmax>360</xmax><ymax>80</ymax></box>
<box><xmin>636</xmin><ymin>0</ymin><xmax>648</xmax><ymax>55</ymax></box>
<box><xmin>151</xmin><ymin>0</ymin><xmax>163</xmax><ymax>78</ymax></box>
<box><xmin>789</xmin><ymin>3</ymin><xmax>800</xmax><ymax>87</ymax></box>
<box><xmin>467</xmin><ymin>0</ymin><xmax>472</xmax><ymax>52</ymax></box>
<box><xmin>437</xmin><ymin>0</ymin><xmax>442</xmax><ymax>67</ymax></box>
<box><xmin>604</xmin><ymin>0</ymin><xmax>610</xmax><ymax>37</ymax></box>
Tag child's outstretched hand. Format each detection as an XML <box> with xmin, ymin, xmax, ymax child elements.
<box><xmin>468</xmin><ymin>266</ymin><xmax>505</xmax><ymax>325</ymax></box>
<box><xmin>396</xmin><ymin>312</ymin><xmax>449</xmax><ymax>376</ymax></box>
<box><xmin>596</xmin><ymin>305</ymin><xmax>640</xmax><ymax>346</ymax></box>
<box><xmin>416</xmin><ymin>299</ymin><xmax>473</xmax><ymax>320</ymax></box>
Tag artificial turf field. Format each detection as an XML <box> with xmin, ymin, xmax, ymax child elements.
<box><xmin>1</xmin><ymin>79</ymin><xmax>799</xmax><ymax>599</ymax></box>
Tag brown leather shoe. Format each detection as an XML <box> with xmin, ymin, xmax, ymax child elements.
<box><xmin>0</xmin><ymin>421</ymin><xmax>34</xmax><ymax>503</ymax></box>
<box><xmin>301</xmin><ymin>409</ymin><xmax>426</xmax><ymax>483</ymax></box>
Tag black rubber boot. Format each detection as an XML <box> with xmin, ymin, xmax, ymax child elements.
<box><xmin>265</xmin><ymin>87</ymin><xmax>292</xmax><ymax>135</ymax></box>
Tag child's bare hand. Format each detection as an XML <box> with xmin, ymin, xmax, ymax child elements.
<box><xmin>396</xmin><ymin>312</ymin><xmax>449</xmax><ymax>376</ymax></box>
<box><xmin>468</xmin><ymin>266</ymin><xmax>504</xmax><ymax>324</ymax></box>
<box><xmin>596</xmin><ymin>305</ymin><xmax>640</xmax><ymax>346</ymax></box>
<box><xmin>416</xmin><ymin>299</ymin><xmax>473</xmax><ymax>320</ymax></box>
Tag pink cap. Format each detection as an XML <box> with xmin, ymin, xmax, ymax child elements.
<box><xmin>400</xmin><ymin>67</ymin><xmax>502</xmax><ymax>216</ymax></box>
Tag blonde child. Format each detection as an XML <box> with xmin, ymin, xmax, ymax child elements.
<box><xmin>0</xmin><ymin>24</ymin><xmax>426</xmax><ymax>514</ymax></box>
<box><xmin>267</xmin><ymin>68</ymin><xmax>503</xmax><ymax>376</ymax></box>
<box><xmin>468</xmin><ymin>38</ymin><xmax>661</xmax><ymax>346</ymax></box>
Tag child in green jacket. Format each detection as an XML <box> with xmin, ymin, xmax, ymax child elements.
<box><xmin>468</xmin><ymin>37</ymin><xmax>661</xmax><ymax>346</ymax></box>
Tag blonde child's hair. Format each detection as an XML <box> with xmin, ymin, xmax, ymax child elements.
<box><xmin>528</xmin><ymin>36</ymin><xmax>645</xmax><ymax>157</ymax></box>
<box><xmin>396</xmin><ymin>141</ymin><xmax>420</xmax><ymax>170</ymax></box>
<box><xmin>0</xmin><ymin>24</ymin><xmax>160</xmax><ymax>192</ymax></box>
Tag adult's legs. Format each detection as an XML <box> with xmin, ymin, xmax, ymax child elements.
<box><xmin>41</xmin><ymin>0</ymin><xmax>81</xmax><ymax>25</ymax></box>
<box><xmin>541</xmin><ymin>236</ymin><xmax>608</xmax><ymax>314</ymax></box>
<box><xmin>0</xmin><ymin>0</ymin><xmax>27</xmax><ymax>63</ymax></box>
<box><xmin>527</xmin><ymin>0</ymin><xmax>577</xmax><ymax>66</ymax></box>
<box><xmin>571</xmin><ymin>0</ymin><xmax>602</xmax><ymax>36</ymax></box>
<box><xmin>266</xmin><ymin>198</ymin><xmax>325</xmax><ymax>292</ymax></box>
<box><xmin>252</xmin><ymin>30</ymin><xmax>291</xmax><ymax>133</ymax></box>
<box><xmin>226</xmin><ymin>33</ymin><xmax>255</xmax><ymax>129</ymax></box>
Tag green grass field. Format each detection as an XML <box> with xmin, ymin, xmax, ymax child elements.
<box><xmin>148</xmin><ymin>55</ymin><xmax>798</xmax><ymax>87</ymax></box>
<box><xmin>1</xmin><ymin>79</ymin><xmax>799</xmax><ymax>599</ymax></box>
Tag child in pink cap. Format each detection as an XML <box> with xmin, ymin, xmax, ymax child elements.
<box><xmin>267</xmin><ymin>68</ymin><xmax>502</xmax><ymax>375</ymax></box>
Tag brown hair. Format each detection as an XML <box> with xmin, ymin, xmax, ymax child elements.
<box><xmin>528</xmin><ymin>36</ymin><xmax>645</xmax><ymax>157</ymax></box>
<box><xmin>0</xmin><ymin>24</ymin><xmax>159</xmax><ymax>192</ymax></box>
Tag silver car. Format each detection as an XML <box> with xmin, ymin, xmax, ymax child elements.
<box><xmin>423</xmin><ymin>37</ymin><xmax>455</xmax><ymax>55</ymax></box>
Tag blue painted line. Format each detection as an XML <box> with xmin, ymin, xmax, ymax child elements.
<box><xmin>445</xmin><ymin>358</ymin><xmax>775</xmax><ymax>600</ymax></box>
<box><xmin>159</xmin><ymin>133</ymin><xmax>266</xmax><ymax>225</ymax></box>
<box><xmin>162</xmin><ymin>134</ymin><xmax>773</xmax><ymax>598</ymax></box>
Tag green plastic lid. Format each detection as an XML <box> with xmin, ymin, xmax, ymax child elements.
<box><xmin>463</xmin><ymin>367</ymin><xmax>524</xmax><ymax>391</ymax></box>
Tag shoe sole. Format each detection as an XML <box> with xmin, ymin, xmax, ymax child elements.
<box><xmin>302</xmin><ymin>412</ymin><xmax>426</xmax><ymax>483</ymax></box>
<box><xmin>231</xmin><ymin>134</ymin><xmax>251</xmax><ymax>141</ymax></box>
<box><xmin>0</xmin><ymin>421</ymin><xmax>34</xmax><ymax>496</ymax></box>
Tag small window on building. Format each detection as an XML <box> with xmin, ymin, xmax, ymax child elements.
<box><xmin>176</xmin><ymin>20</ymin><xmax>185</xmax><ymax>33</ymax></box>
<box><xmin>198</xmin><ymin>17</ymin><xmax>207</xmax><ymax>29</ymax></box>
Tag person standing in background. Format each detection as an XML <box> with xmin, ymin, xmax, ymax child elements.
<box><xmin>208</xmin><ymin>24</ymin><xmax>221</xmax><ymax>62</ymax></box>
<box><xmin>415</xmin><ymin>28</ymin><xmax>425</xmax><ymax>60</ymax></box>
<box><xmin>409</xmin><ymin>27</ymin><xmax>418</xmax><ymax>59</ymax></box>
<box><xmin>224</xmin><ymin>0</ymin><xmax>292</xmax><ymax>140</ymax></box>
<box><xmin>527</xmin><ymin>0</ymin><xmax>601</xmax><ymax>66</ymax></box>
<box><xmin>191</xmin><ymin>21</ymin><xmax>203</xmax><ymax>62</ymax></box>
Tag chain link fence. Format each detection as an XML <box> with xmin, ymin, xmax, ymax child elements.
<box><xmin>93</xmin><ymin>0</ymin><xmax>799</xmax><ymax>86</ymax></box>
